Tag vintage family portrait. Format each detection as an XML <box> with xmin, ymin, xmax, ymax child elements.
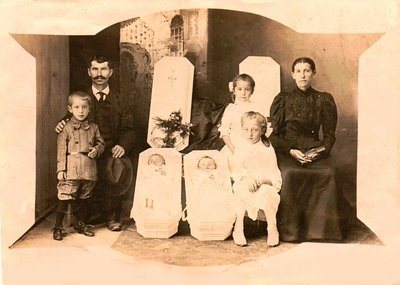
<box><xmin>1</xmin><ymin>1</ymin><xmax>399</xmax><ymax>284</ymax></box>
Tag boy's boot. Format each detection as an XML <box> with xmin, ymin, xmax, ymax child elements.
<box><xmin>74</xmin><ymin>221</ymin><xmax>95</xmax><ymax>237</ymax></box>
<box><xmin>53</xmin><ymin>227</ymin><xmax>64</xmax><ymax>241</ymax></box>
<box><xmin>53</xmin><ymin>200</ymin><xmax>68</xmax><ymax>241</ymax></box>
<box><xmin>72</xmin><ymin>199</ymin><xmax>95</xmax><ymax>237</ymax></box>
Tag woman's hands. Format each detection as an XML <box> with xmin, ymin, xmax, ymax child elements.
<box><xmin>305</xmin><ymin>151</ymin><xmax>321</xmax><ymax>161</ymax></box>
<box><xmin>290</xmin><ymin>149</ymin><xmax>313</xmax><ymax>165</ymax></box>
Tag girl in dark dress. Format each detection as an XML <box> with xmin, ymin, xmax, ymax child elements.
<box><xmin>269</xmin><ymin>57</ymin><xmax>345</xmax><ymax>242</ymax></box>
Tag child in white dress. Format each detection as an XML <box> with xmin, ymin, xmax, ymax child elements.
<box><xmin>230</xmin><ymin>111</ymin><xmax>282</xmax><ymax>247</ymax></box>
<box><xmin>219</xmin><ymin>74</ymin><xmax>267</xmax><ymax>159</ymax></box>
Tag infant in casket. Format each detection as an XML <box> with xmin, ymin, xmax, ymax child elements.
<box><xmin>131</xmin><ymin>150</ymin><xmax>182</xmax><ymax>222</ymax></box>
<box><xmin>184</xmin><ymin>151</ymin><xmax>235</xmax><ymax>228</ymax></box>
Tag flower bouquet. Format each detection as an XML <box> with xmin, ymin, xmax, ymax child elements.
<box><xmin>152</xmin><ymin>110</ymin><xmax>193</xmax><ymax>148</ymax></box>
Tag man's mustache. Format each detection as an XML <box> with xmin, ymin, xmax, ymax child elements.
<box><xmin>94</xmin><ymin>76</ymin><xmax>106</xmax><ymax>80</ymax></box>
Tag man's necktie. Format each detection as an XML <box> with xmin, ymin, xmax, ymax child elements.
<box><xmin>98</xmin><ymin>91</ymin><xmax>105</xmax><ymax>102</ymax></box>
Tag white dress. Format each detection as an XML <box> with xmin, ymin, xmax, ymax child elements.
<box><xmin>231</xmin><ymin>140</ymin><xmax>282</xmax><ymax>220</ymax></box>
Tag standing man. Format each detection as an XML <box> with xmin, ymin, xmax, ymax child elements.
<box><xmin>56</xmin><ymin>55</ymin><xmax>135</xmax><ymax>231</ymax></box>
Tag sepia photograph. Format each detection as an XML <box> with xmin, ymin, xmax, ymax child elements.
<box><xmin>1</xmin><ymin>1</ymin><xmax>400</xmax><ymax>284</ymax></box>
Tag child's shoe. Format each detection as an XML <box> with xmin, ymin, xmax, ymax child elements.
<box><xmin>267</xmin><ymin>227</ymin><xmax>279</xmax><ymax>247</ymax></box>
<box><xmin>74</xmin><ymin>221</ymin><xmax>95</xmax><ymax>237</ymax></box>
<box><xmin>232</xmin><ymin>230</ymin><xmax>247</xmax><ymax>246</ymax></box>
<box><xmin>52</xmin><ymin>227</ymin><xmax>65</xmax><ymax>241</ymax></box>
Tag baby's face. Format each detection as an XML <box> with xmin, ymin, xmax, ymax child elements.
<box><xmin>198</xmin><ymin>157</ymin><xmax>217</xmax><ymax>170</ymax></box>
<box><xmin>148</xmin><ymin>154</ymin><xmax>165</xmax><ymax>167</ymax></box>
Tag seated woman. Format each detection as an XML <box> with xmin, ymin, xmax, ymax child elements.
<box><xmin>269</xmin><ymin>57</ymin><xmax>345</xmax><ymax>242</ymax></box>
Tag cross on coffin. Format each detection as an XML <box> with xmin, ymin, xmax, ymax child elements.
<box><xmin>167</xmin><ymin>70</ymin><xmax>177</xmax><ymax>86</ymax></box>
<box><xmin>147</xmin><ymin>56</ymin><xmax>194</xmax><ymax>151</ymax></box>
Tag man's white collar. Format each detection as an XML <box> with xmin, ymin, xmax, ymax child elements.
<box><xmin>92</xmin><ymin>85</ymin><xmax>110</xmax><ymax>95</ymax></box>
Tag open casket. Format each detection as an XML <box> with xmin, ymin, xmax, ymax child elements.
<box><xmin>183</xmin><ymin>150</ymin><xmax>236</xmax><ymax>241</ymax></box>
<box><xmin>131</xmin><ymin>148</ymin><xmax>182</xmax><ymax>238</ymax></box>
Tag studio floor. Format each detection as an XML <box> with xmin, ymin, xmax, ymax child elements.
<box><xmin>2</xmin><ymin>213</ymin><xmax>400</xmax><ymax>285</ymax></box>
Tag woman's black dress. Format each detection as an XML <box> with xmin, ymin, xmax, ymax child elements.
<box><xmin>269</xmin><ymin>87</ymin><xmax>344</xmax><ymax>241</ymax></box>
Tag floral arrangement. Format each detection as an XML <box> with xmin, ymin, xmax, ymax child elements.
<box><xmin>152</xmin><ymin>110</ymin><xmax>193</xmax><ymax>148</ymax></box>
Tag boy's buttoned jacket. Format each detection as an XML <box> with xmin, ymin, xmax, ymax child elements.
<box><xmin>62</xmin><ymin>89</ymin><xmax>135</xmax><ymax>155</ymax></box>
<box><xmin>57</xmin><ymin>118</ymin><xmax>105</xmax><ymax>180</ymax></box>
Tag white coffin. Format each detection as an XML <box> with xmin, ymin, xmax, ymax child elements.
<box><xmin>183</xmin><ymin>150</ymin><xmax>236</xmax><ymax>241</ymax></box>
<box><xmin>131</xmin><ymin>148</ymin><xmax>183</xmax><ymax>238</ymax></box>
<box><xmin>135</xmin><ymin>213</ymin><xmax>182</xmax><ymax>239</ymax></box>
<box><xmin>147</xmin><ymin>56</ymin><xmax>194</xmax><ymax>150</ymax></box>
<box><xmin>239</xmin><ymin>56</ymin><xmax>280</xmax><ymax>117</ymax></box>
<box><xmin>239</xmin><ymin>56</ymin><xmax>280</xmax><ymax>136</ymax></box>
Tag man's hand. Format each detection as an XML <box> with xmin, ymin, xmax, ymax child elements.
<box><xmin>290</xmin><ymin>149</ymin><xmax>312</xmax><ymax>165</ymax></box>
<box><xmin>88</xmin><ymin>147</ymin><xmax>98</xmax><ymax>158</ymax></box>
<box><xmin>111</xmin><ymin>145</ymin><xmax>125</xmax><ymax>158</ymax></box>
<box><xmin>55</xmin><ymin>120</ymin><xmax>67</xmax><ymax>134</ymax></box>
<box><xmin>57</xmin><ymin>171</ymin><xmax>66</xmax><ymax>180</ymax></box>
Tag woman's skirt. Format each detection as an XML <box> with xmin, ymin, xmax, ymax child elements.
<box><xmin>276</xmin><ymin>153</ymin><xmax>346</xmax><ymax>242</ymax></box>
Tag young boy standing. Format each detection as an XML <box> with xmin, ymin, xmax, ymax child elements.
<box><xmin>230</xmin><ymin>111</ymin><xmax>282</xmax><ymax>247</ymax></box>
<box><xmin>54</xmin><ymin>91</ymin><xmax>105</xmax><ymax>241</ymax></box>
